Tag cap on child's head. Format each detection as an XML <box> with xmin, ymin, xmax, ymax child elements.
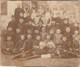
<box><xmin>7</xmin><ymin>36</ymin><xmax>12</xmax><ymax>40</ymax></box>
<box><xmin>27</xmin><ymin>35</ymin><xmax>32</xmax><ymax>39</ymax></box>
<box><xmin>8</xmin><ymin>27</ymin><xmax>12</xmax><ymax>31</ymax></box>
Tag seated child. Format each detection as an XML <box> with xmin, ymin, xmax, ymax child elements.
<box><xmin>49</xmin><ymin>29</ymin><xmax>55</xmax><ymax>41</ymax></box>
<box><xmin>13</xmin><ymin>35</ymin><xmax>25</xmax><ymax>54</ymax></box>
<box><xmin>15</xmin><ymin>28</ymin><xmax>21</xmax><ymax>43</ymax></box>
<box><xmin>46</xmin><ymin>35</ymin><xmax>56</xmax><ymax>54</ymax></box>
<box><xmin>2</xmin><ymin>36</ymin><xmax>14</xmax><ymax>54</ymax></box>
<box><xmin>23</xmin><ymin>35</ymin><xmax>34</xmax><ymax>52</ymax></box>
<box><xmin>33</xmin><ymin>35</ymin><xmax>41</xmax><ymax>47</ymax></box>
<box><xmin>33</xmin><ymin>29</ymin><xmax>40</xmax><ymax>39</ymax></box>
<box><xmin>54</xmin><ymin>29</ymin><xmax>62</xmax><ymax>46</ymax></box>
<box><xmin>17</xmin><ymin>18</ymin><xmax>25</xmax><ymax>34</ymax></box>
<box><xmin>6</xmin><ymin>27</ymin><xmax>14</xmax><ymax>38</ymax></box>
<box><xmin>40</xmin><ymin>27</ymin><xmax>48</xmax><ymax>41</ymax></box>
<box><xmin>72</xmin><ymin>30</ymin><xmax>79</xmax><ymax>54</ymax></box>
<box><xmin>38</xmin><ymin>40</ymin><xmax>49</xmax><ymax>55</ymax></box>
<box><xmin>64</xmin><ymin>27</ymin><xmax>73</xmax><ymax>47</ymax></box>
<box><xmin>25</xmin><ymin>20</ymin><xmax>34</xmax><ymax>32</ymax></box>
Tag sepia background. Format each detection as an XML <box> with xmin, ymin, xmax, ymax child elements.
<box><xmin>0</xmin><ymin>0</ymin><xmax>80</xmax><ymax>67</ymax></box>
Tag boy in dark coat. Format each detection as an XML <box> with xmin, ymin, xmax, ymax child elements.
<box><xmin>23</xmin><ymin>35</ymin><xmax>34</xmax><ymax>52</ymax></box>
<box><xmin>7</xmin><ymin>15</ymin><xmax>17</xmax><ymax>33</ymax></box>
<box><xmin>13</xmin><ymin>35</ymin><xmax>25</xmax><ymax>54</ymax></box>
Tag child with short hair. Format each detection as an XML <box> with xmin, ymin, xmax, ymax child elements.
<box><xmin>2</xmin><ymin>36</ymin><xmax>14</xmax><ymax>54</ymax></box>
<box><xmin>17</xmin><ymin>18</ymin><xmax>25</xmax><ymax>34</ymax></box>
<box><xmin>40</xmin><ymin>27</ymin><xmax>48</xmax><ymax>41</ymax></box>
<box><xmin>72</xmin><ymin>30</ymin><xmax>80</xmax><ymax>54</ymax></box>
<box><xmin>54</xmin><ymin>29</ymin><xmax>62</xmax><ymax>46</ymax></box>
<box><xmin>23</xmin><ymin>35</ymin><xmax>34</xmax><ymax>51</ymax></box>
<box><xmin>33</xmin><ymin>29</ymin><xmax>40</xmax><ymax>39</ymax></box>
<box><xmin>13</xmin><ymin>35</ymin><xmax>25</xmax><ymax>54</ymax></box>
<box><xmin>46</xmin><ymin>35</ymin><xmax>56</xmax><ymax>54</ymax></box>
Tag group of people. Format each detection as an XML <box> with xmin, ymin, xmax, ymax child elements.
<box><xmin>1</xmin><ymin>3</ymin><xmax>80</xmax><ymax>58</ymax></box>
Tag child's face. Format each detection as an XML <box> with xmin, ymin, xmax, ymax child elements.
<box><xmin>16</xmin><ymin>29</ymin><xmax>20</xmax><ymax>33</ymax></box>
<box><xmin>27</xmin><ymin>29</ymin><xmax>32</xmax><ymax>33</ymax></box>
<box><xmin>47</xmin><ymin>35</ymin><xmax>51</xmax><ymax>40</ymax></box>
<box><xmin>75</xmin><ymin>37</ymin><xmax>79</xmax><ymax>41</ymax></box>
<box><xmin>36</xmin><ymin>36</ymin><xmax>41</xmax><ymax>40</ymax></box>
<box><xmin>7</xmin><ymin>36</ymin><xmax>11</xmax><ymax>41</ymax></box>
<box><xmin>74</xmin><ymin>23</ymin><xmax>78</xmax><ymax>27</ymax></box>
<box><xmin>50</xmin><ymin>29</ymin><xmax>54</xmax><ymax>34</ymax></box>
<box><xmin>27</xmin><ymin>35</ymin><xmax>32</xmax><ymax>39</ymax></box>
<box><xmin>74</xmin><ymin>31</ymin><xmax>78</xmax><ymax>35</ymax></box>
<box><xmin>34</xmin><ymin>30</ymin><xmax>39</xmax><ymax>34</ymax></box>
<box><xmin>64</xmin><ymin>20</ymin><xmax>68</xmax><ymax>24</ymax></box>
<box><xmin>66</xmin><ymin>27</ymin><xmax>70</xmax><ymax>32</ymax></box>
<box><xmin>8</xmin><ymin>27</ymin><xmax>12</xmax><ymax>31</ymax></box>
<box><xmin>56</xmin><ymin>29</ymin><xmax>61</xmax><ymax>34</ymax></box>
<box><xmin>19</xmin><ymin>19</ymin><xmax>23</xmax><ymax>23</ymax></box>
<box><xmin>21</xmin><ymin>35</ymin><xmax>25</xmax><ymax>40</ymax></box>
<box><xmin>62</xmin><ymin>37</ymin><xmax>67</xmax><ymax>41</ymax></box>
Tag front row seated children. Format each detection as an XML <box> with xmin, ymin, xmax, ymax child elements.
<box><xmin>58</xmin><ymin>36</ymin><xmax>70</xmax><ymax>58</ymax></box>
<box><xmin>46</xmin><ymin>35</ymin><xmax>56</xmax><ymax>55</ymax></box>
<box><xmin>2</xmin><ymin>36</ymin><xmax>14</xmax><ymax>54</ymax></box>
<box><xmin>13</xmin><ymin>35</ymin><xmax>25</xmax><ymax>54</ymax></box>
<box><xmin>33</xmin><ymin>35</ymin><xmax>41</xmax><ymax>49</ymax></box>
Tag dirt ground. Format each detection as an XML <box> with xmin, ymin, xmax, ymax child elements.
<box><xmin>1</xmin><ymin>53</ymin><xmax>80</xmax><ymax>67</ymax></box>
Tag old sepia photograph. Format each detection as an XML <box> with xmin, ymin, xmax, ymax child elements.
<box><xmin>0</xmin><ymin>0</ymin><xmax>80</xmax><ymax>67</ymax></box>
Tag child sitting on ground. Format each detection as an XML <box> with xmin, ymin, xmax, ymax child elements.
<box><xmin>2</xmin><ymin>36</ymin><xmax>14</xmax><ymax>54</ymax></box>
